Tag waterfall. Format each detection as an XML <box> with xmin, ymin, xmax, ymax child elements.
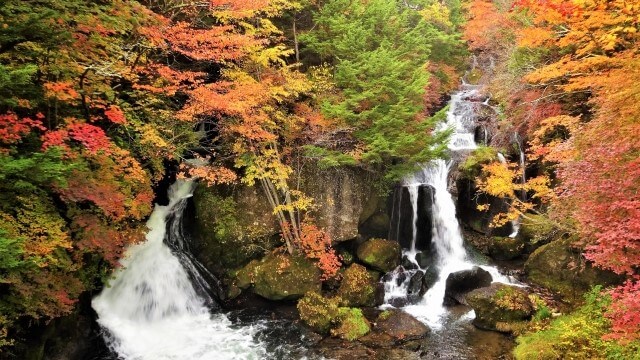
<box><xmin>384</xmin><ymin>85</ymin><xmax>513</xmax><ymax>329</ymax></box>
<box><xmin>92</xmin><ymin>180</ymin><xmax>266</xmax><ymax>360</ymax></box>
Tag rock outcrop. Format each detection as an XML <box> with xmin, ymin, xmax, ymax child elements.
<box><xmin>465</xmin><ymin>283</ymin><xmax>534</xmax><ymax>333</ymax></box>
<box><xmin>443</xmin><ymin>266</ymin><xmax>493</xmax><ymax>306</ymax></box>
<box><xmin>356</xmin><ymin>238</ymin><xmax>401</xmax><ymax>272</ymax></box>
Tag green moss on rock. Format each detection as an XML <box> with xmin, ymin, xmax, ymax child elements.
<box><xmin>489</xmin><ymin>236</ymin><xmax>526</xmax><ymax>260</ymax></box>
<box><xmin>192</xmin><ymin>185</ymin><xmax>280</xmax><ymax>274</ymax></box>
<box><xmin>518</xmin><ymin>214</ymin><xmax>557</xmax><ymax>250</ymax></box>
<box><xmin>297</xmin><ymin>291</ymin><xmax>341</xmax><ymax>334</ymax></box>
<box><xmin>238</xmin><ymin>253</ymin><xmax>321</xmax><ymax>301</ymax></box>
<box><xmin>466</xmin><ymin>283</ymin><xmax>534</xmax><ymax>333</ymax></box>
<box><xmin>356</xmin><ymin>238</ymin><xmax>400</xmax><ymax>272</ymax></box>
<box><xmin>337</xmin><ymin>264</ymin><xmax>377</xmax><ymax>307</ymax></box>
<box><xmin>524</xmin><ymin>237</ymin><xmax>621</xmax><ymax>304</ymax></box>
<box><xmin>331</xmin><ymin>308</ymin><xmax>371</xmax><ymax>341</ymax></box>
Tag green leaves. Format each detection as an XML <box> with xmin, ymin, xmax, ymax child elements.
<box><xmin>301</xmin><ymin>0</ymin><xmax>464</xmax><ymax>181</ymax></box>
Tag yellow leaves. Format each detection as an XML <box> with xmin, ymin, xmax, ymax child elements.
<box><xmin>476</xmin><ymin>160</ymin><xmax>553</xmax><ymax>227</ymax></box>
<box><xmin>177</xmin><ymin>156</ymin><xmax>237</xmax><ymax>186</ymax></box>
<box><xmin>477</xmin><ymin>161</ymin><xmax>517</xmax><ymax>198</ymax></box>
<box><xmin>419</xmin><ymin>3</ymin><xmax>453</xmax><ymax>30</ymax></box>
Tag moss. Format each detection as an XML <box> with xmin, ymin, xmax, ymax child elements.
<box><xmin>297</xmin><ymin>291</ymin><xmax>341</xmax><ymax>334</ymax></box>
<box><xmin>490</xmin><ymin>236</ymin><xmax>525</xmax><ymax>260</ymax></box>
<box><xmin>466</xmin><ymin>67</ymin><xmax>483</xmax><ymax>85</ymax></box>
<box><xmin>466</xmin><ymin>283</ymin><xmax>534</xmax><ymax>332</ymax></box>
<box><xmin>514</xmin><ymin>287</ymin><xmax>640</xmax><ymax>360</ymax></box>
<box><xmin>193</xmin><ymin>185</ymin><xmax>280</xmax><ymax>273</ymax></box>
<box><xmin>331</xmin><ymin>307</ymin><xmax>371</xmax><ymax>341</ymax></box>
<box><xmin>459</xmin><ymin>145</ymin><xmax>498</xmax><ymax>178</ymax></box>
<box><xmin>524</xmin><ymin>237</ymin><xmax>622</xmax><ymax>304</ymax></box>
<box><xmin>337</xmin><ymin>263</ymin><xmax>377</xmax><ymax>307</ymax></box>
<box><xmin>356</xmin><ymin>238</ymin><xmax>400</xmax><ymax>272</ymax></box>
<box><xmin>239</xmin><ymin>253</ymin><xmax>321</xmax><ymax>300</ymax></box>
<box><xmin>378</xmin><ymin>310</ymin><xmax>392</xmax><ymax>321</ymax></box>
<box><xmin>518</xmin><ymin>214</ymin><xmax>557</xmax><ymax>249</ymax></box>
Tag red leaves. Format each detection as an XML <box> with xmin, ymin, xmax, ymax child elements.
<box><xmin>606</xmin><ymin>279</ymin><xmax>640</xmax><ymax>342</ymax></box>
<box><xmin>0</xmin><ymin>113</ymin><xmax>45</xmax><ymax>145</ymax></box>
<box><xmin>42</xmin><ymin>121</ymin><xmax>112</xmax><ymax>154</ymax></box>
<box><xmin>104</xmin><ymin>105</ymin><xmax>127</xmax><ymax>124</ymax></box>
<box><xmin>300</xmin><ymin>222</ymin><xmax>342</xmax><ymax>280</ymax></box>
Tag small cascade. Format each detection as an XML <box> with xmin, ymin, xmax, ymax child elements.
<box><xmin>383</xmin><ymin>85</ymin><xmax>515</xmax><ymax>329</ymax></box>
<box><xmin>92</xmin><ymin>180</ymin><xmax>266</xmax><ymax>360</ymax></box>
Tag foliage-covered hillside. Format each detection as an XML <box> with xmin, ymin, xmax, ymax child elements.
<box><xmin>0</xmin><ymin>0</ymin><xmax>465</xmax><ymax>349</ymax></box>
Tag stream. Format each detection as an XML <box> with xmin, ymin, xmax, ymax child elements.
<box><xmin>90</xmin><ymin>83</ymin><xmax>517</xmax><ymax>359</ymax></box>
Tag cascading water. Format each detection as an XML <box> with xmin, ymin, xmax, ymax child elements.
<box><xmin>383</xmin><ymin>85</ymin><xmax>514</xmax><ymax>329</ymax></box>
<box><xmin>92</xmin><ymin>180</ymin><xmax>266</xmax><ymax>360</ymax></box>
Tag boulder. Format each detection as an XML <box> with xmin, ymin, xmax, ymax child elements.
<box><xmin>331</xmin><ymin>308</ymin><xmax>371</xmax><ymax>341</ymax></box>
<box><xmin>465</xmin><ymin>283</ymin><xmax>534</xmax><ymax>332</ymax></box>
<box><xmin>192</xmin><ymin>184</ymin><xmax>280</xmax><ymax>274</ymax></box>
<box><xmin>488</xmin><ymin>236</ymin><xmax>526</xmax><ymax>260</ymax></box>
<box><xmin>444</xmin><ymin>266</ymin><xmax>493</xmax><ymax>306</ymax></box>
<box><xmin>414</xmin><ymin>251</ymin><xmax>430</xmax><ymax>269</ymax></box>
<box><xmin>524</xmin><ymin>237</ymin><xmax>622</xmax><ymax>304</ymax></box>
<box><xmin>421</xmin><ymin>266</ymin><xmax>439</xmax><ymax>293</ymax></box>
<box><xmin>301</xmin><ymin>165</ymin><xmax>376</xmax><ymax>242</ymax></box>
<box><xmin>357</xmin><ymin>238</ymin><xmax>401</xmax><ymax>272</ymax></box>
<box><xmin>359</xmin><ymin>309</ymin><xmax>429</xmax><ymax>348</ymax></box>
<box><xmin>337</xmin><ymin>264</ymin><xmax>378</xmax><ymax>307</ymax></box>
<box><xmin>297</xmin><ymin>291</ymin><xmax>341</xmax><ymax>334</ymax></box>
<box><xmin>236</xmin><ymin>253</ymin><xmax>321</xmax><ymax>301</ymax></box>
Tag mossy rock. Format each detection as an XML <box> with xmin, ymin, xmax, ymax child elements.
<box><xmin>489</xmin><ymin>236</ymin><xmax>526</xmax><ymax>260</ymax></box>
<box><xmin>238</xmin><ymin>253</ymin><xmax>321</xmax><ymax>301</ymax></box>
<box><xmin>360</xmin><ymin>309</ymin><xmax>429</xmax><ymax>348</ymax></box>
<box><xmin>466</xmin><ymin>283</ymin><xmax>534</xmax><ymax>333</ymax></box>
<box><xmin>297</xmin><ymin>292</ymin><xmax>370</xmax><ymax>340</ymax></box>
<box><xmin>524</xmin><ymin>237</ymin><xmax>622</xmax><ymax>304</ymax></box>
<box><xmin>337</xmin><ymin>264</ymin><xmax>377</xmax><ymax>307</ymax></box>
<box><xmin>331</xmin><ymin>307</ymin><xmax>371</xmax><ymax>341</ymax></box>
<box><xmin>518</xmin><ymin>214</ymin><xmax>558</xmax><ymax>251</ymax></box>
<box><xmin>192</xmin><ymin>185</ymin><xmax>280</xmax><ymax>274</ymax></box>
<box><xmin>297</xmin><ymin>291</ymin><xmax>342</xmax><ymax>334</ymax></box>
<box><xmin>356</xmin><ymin>238</ymin><xmax>400</xmax><ymax>272</ymax></box>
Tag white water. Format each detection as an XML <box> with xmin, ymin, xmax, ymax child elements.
<box><xmin>385</xmin><ymin>86</ymin><xmax>514</xmax><ymax>329</ymax></box>
<box><xmin>92</xmin><ymin>181</ymin><xmax>266</xmax><ymax>360</ymax></box>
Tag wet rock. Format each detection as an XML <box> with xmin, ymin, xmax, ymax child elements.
<box><xmin>237</xmin><ymin>253</ymin><xmax>321</xmax><ymax>301</ymax></box>
<box><xmin>331</xmin><ymin>308</ymin><xmax>371</xmax><ymax>341</ymax></box>
<box><xmin>401</xmin><ymin>255</ymin><xmax>419</xmax><ymax>270</ymax></box>
<box><xmin>359</xmin><ymin>309</ymin><xmax>430</xmax><ymax>348</ymax></box>
<box><xmin>337</xmin><ymin>264</ymin><xmax>377</xmax><ymax>307</ymax></box>
<box><xmin>421</xmin><ymin>266</ymin><xmax>439</xmax><ymax>294</ymax></box>
<box><xmin>357</xmin><ymin>238</ymin><xmax>401</xmax><ymax>272</ymax></box>
<box><xmin>301</xmin><ymin>165</ymin><xmax>377</xmax><ymax>242</ymax></box>
<box><xmin>466</xmin><ymin>283</ymin><xmax>534</xmax><ymax>333</ymax></box>
<box><xmin>444</xmin><ymin>266</ymin><xmax>493</xmax><ymax>306</ymax></box>
<box><xmin>406</xmin><ymin>271</ymin><xmax>424</xmax><ymax>302</ymax></box>
<box><xmin>374</xmin><ymin>282</ymin><xmax>386</xmax><ymax>306</ymax></box>
<box><xmin>414</xmin><ymin>251</ymin><xmax>430</xmax><ymax>268</ymax></box>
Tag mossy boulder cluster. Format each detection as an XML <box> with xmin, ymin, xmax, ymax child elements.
<box><xmin>466</xmin><ymin>283</ymin><xmax>534</xmax><ymax>333</ymax></box>
<box><xmin>336</xmin><ymin>264</ymin><xmax>378</xmax><ymax>307</ymax></box>
<box><xmin>524</xmin><ymin>237</ymin><xmax>621</xmax><ymax>304</ymax></box>
<box><xmin>235</xmin><ymin>253</ymin><xmax>321</xmax><ymax>301</ymax></box>
<box><xmin>297</xmin><ymin>291</ymin><xmax>370</xmax><ymax>340</ymax></box>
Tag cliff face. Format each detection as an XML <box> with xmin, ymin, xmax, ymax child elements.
<box><xmin>191</xmin><ymin>163</ymin><xmax>387</xmax><ymax>277</ymax></box>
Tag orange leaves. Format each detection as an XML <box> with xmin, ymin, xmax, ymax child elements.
<box><xmin>43</xmin><ymin>81</ymin><xmax>79</xmax><ymax>103</ymax></box>
<box><xmin>177</xmin><ymin>156</ymin><xmax>238</xmax><ymax>186</ymax></box>
<box><xmin>528</xmin><ymin>115</ymin><xmax>580</xmax><ymax>163</ymax></box>
<box><xmin>463</xmin><ymin>0</ymin><xmax>515</xmax><ymax>52</ymax></box>
<box><xmin>104</xmin><ymin>105</ymin><xmax>127</xmax><ymax>124</ymax></box>
<box><xmin>300</xmin><ymin>222</ymin><xmax>341</xmax><ymax>280</ymax></box>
